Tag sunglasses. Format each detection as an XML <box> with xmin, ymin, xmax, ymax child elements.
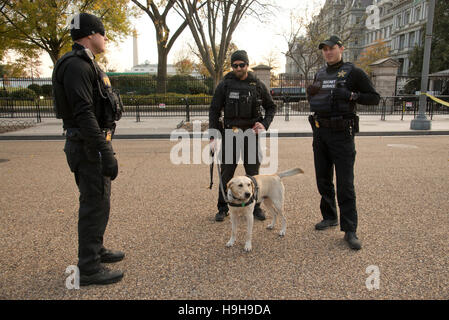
<box><xmin>231</xmin><ymin>63</ymin><xmax>247</xmax><ymax>69</ymax></box>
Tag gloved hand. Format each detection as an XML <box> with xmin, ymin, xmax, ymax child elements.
<box><xmin>209</xmin><ymin>138</ymin><xmax>216</xmax><ymax>154</ymax></box>
<box><xmin>333</xmin><ymin>87</ymin><xmax>352</xmax><ymax>101</ymax></box>
<box><xmin>100</xmin><ymin>146</ymin><xmax>118</xmax><ymax>180</ymax></box>
<box><xmin>306</xmin><ymin>81</ymin><xmax>322</xmax><ymax>98</ymax></box>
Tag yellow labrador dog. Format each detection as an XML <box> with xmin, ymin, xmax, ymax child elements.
<box><xmin>225</xmin><ymin>168</ymin><xmax>304</xmax><ymax>252</ymax></box>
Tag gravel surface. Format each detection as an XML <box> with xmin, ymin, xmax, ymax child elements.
<box><xmin>0</xmin><ymin>137</ymin><xmax>448</xmax><ymax>300</ymax></box>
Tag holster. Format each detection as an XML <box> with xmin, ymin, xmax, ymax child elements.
<box><xmin>65</xmin><ymin>128</ymin><xmax>84</xmax><ymax>142</ymax></box>
<box><xmin>353</xmin><ymin>115</ymin><xmax>359</xmax><ymax>134</ymax></box>
<box><xmin>308</xmin><ymin>115</ymin><xmax>316</xmax><ymax>130</ymax></box>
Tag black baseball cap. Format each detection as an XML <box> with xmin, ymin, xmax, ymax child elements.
<box><xmin>318</xmin><ymin>35</ymin><xmax>343</xmax><ymax>49</ymax></box>
<box><xmin>70</xmin><ymin>13</ymin><xmax>105</xmax><ymax>41</ymax></box>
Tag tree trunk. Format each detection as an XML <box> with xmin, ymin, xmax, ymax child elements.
<box><xmin>49</xmin><ymin>48</ymin><xmax>61</xmax><ymax>66</ymax></box>
<box><xmin>157</xmin><ymin>46</ymin><xmax>168</xmax><ymax>94</ymax></box>
<box><xmin>212</xmin><ymin>72</ymin><xmax>221</xmax><ymax>91</ymax></box>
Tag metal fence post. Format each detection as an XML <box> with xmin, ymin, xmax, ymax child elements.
<box><xmin>9</xmin><ymin>98</ymin><xmax>14</xmax><ymax>118</ymax></box>
<box><xmin>185</xmin><ymin>97</ymin><xmax>190</xmax><ymax>122</ymax></box>
<box><xmin>135</xmin><ymin>98</ymin><xmax>140</xmax><ymax>122</ymax></box>
<box><xmin>35</xmin><ymin>97</ymin><xmax>42</xmax><ymax>123</ymax></box>
<box><xmin>401</xmin><ymin>100</ymin><xmax>405</xmax><ymax>121</ymax></box>
<box><xmin>381</xmin><ymin>98</ymin><xmax>386</xmax><ymax>121</ymax></box>
<box><xmin>429</xmin><ymin>99</ymin><xmax>434</xmax><ymax>120</ymax></box>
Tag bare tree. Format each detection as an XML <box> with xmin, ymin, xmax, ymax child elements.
<box><xmin>131</xmin><ymin>0</ymin><xmax>192</xmax><ymax>93</ymax></box>
<box><xmin>263</xmin><ymin>51</ymin><xmax>280</xmax><ymax>71</ymax></box>
<box><xmin>283</xmin><ymin>11</ymin><xmax>326</xmax><ymax>82</ymax></box>
<box><xmin>189</xmin><ymin>41</ymin><xmax>238</xmax><ymax>78</ymax></box>
<box><xmin>284</xmin><ymin>0</ymin><xmax>366</xmax><ymax>83</ymax></box>
<box><xmin>174</xmin><ymin>0</ymin><xmax>274</xmax><ymax>89</ymax></box>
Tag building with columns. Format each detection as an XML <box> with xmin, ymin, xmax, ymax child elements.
<box><xmin>364</xmin><ymin>0</ymin><xmax>428</xmax><ymax>75</ymax></box>
<box><xmin>285</xmin><ymin>0</ymin><xmax>427</xmax><ymax>78</ymax></box>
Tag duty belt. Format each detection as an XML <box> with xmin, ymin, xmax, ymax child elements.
<box><xmin>314</xmin><ymin>116</ymin><xmax>353</xmax><ymax>130</ymax></box>
<box><xmin>65</xmin><ymin>128</ymin><xmax>114</xmax><ymax>141</ymax></box>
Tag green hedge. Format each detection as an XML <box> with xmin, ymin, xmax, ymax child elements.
<box><xmin>41</xmin><ymin>84</ymin><xmax>53</xmax><ymax>97</ymax></box>
<box><xmin>121</xmin><ymin>93</ymin><xmax>212</xmax><ymax>106</ymax></box>
<box><xmin>109</xmin><ymin>74</ymin><xmax>213</xmax><ymax>95</ymax></box>
<box><xmin>9</xmin><ymin>88</ymin><xmax>36</xmax><ymax>99</ymax></box>
<box><xmin>26</xmin><ymin>84</ymin><xmax>53</xmax><ymax>97</ymax></box>
<box><xmin>109</xmin><ymin>74</ymin><xmax>157</xmax><ymax>95</ymax></box>
<box><xmin>167</xmin><ymin>75</ymin><xmax>211</xmax><ymax>94</ymax></box>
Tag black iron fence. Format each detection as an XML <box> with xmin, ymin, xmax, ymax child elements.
<box><xmin>0</xmin><ymin>76</ymin><xmax>448</xmax><ymax>121</ymax></box>
<box><xmin>1</xmin><ymin>95</ymin><xmax>448</xmax><ymax>123</ymax></box>
<box><xmin>0</xmin><ymin>75</ymin><xmax>214</xmax><ymax>96</ymax></box>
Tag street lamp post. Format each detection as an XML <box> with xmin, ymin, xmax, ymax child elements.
<box><xmin>410</xmin><ymin>0</ymin><xmax>435</xmax><ymax>130</ymax></box>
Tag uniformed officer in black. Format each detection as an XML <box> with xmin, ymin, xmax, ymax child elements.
<box><xmin>209</xmin><ymin>50</ymin><xmax>276</xmax><ymax>222</ymax></box>
<box><xmin>307</xmin><ymin>36</ymin><xmax>380</xmax><ymax>250</ymax></box>
<box><xmin>52</xmin><ymin>13</ymin><xmax>125</xmax><ymax>285</ymax></box>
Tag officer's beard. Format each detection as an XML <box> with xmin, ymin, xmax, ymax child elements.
<box><xmin>234</xmin><ymin>69</ymin><xmax>248</xmax><ymax>80</ymax></box>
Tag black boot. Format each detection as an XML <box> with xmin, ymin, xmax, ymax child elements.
<box><xmin>315</xmin><ymin>219</ymin><xmax>338</xmax><ymax>230</ymax></box>
<box><xmin>80</xmin><ymin>266</ymin><xmax>124</xmax><ymax>286</ymax></box>
<box><xmin>100</xmin><ymin>248</ymin><xmax>125</xmax><ymax>263</ymax></box>
<box><xmin>344</xmin><ymin>231</ymin><xmax>362</xmax><ymax>250</ymax></box>
<box><xmin>253</xmin><ymin>204</ymin><xmax>266</xmax><ymax>221</ymax></box>
<box><xmin>215</xmin><ymin>210</ymin><xmax>228</xmax><ymax>222</ymax></box>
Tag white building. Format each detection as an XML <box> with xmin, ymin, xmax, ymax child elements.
<box><xmin>286</xmin><ymin>0</ymin><xmax>427</xmax><ymax>77</ymax></box>
<box><xmin>129</xmin><ymin>61</ymin><xmax>178</xmax><ymax>75</ymax></box>
<box><xmin>127</xmin><ymin>29</ymin><xmax>202</xmax><ymax>77</ymax></box>
<box><xmin>364</xmin><ymin>0</ymin><xmax>428</xmax><ymax>75</ymax></box>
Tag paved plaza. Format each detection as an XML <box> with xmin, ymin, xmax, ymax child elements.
<box><xmin>0</xmin><ymin>135</ymin><xmax>447</xmax><ymax>299</ymax></box>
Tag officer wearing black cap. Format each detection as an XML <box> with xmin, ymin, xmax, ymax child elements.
<box><xmin>209</xmin><ymin>50</ymin><xmax>276</xmax><ymax>222</ymax></box>
<box><xmin>307</xmin><ymin>35</ymin><xmax>380</xmax><ymax>250</ymax></box>
<box><xmin>52</xmin><ymin>13</ymin><xmax>125</xmax><ymax>285</ymax></box>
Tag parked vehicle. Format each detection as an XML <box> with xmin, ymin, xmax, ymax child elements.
<box><xmin>270</xmin><ymin>87</ymin><xmax>306</xmax><ymax>102</ymax></box>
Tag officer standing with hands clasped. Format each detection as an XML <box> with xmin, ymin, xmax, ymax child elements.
<box><xmin>52</xmin><ymin>13</ymin><xmax>125</xmax><ymax>285</ymax></box>
<box><xmin>307</xmin><ymin>36</ymin><xmax>380</xmax><ymax>250</ymax></box>
<box><xmin>209</xmin><ymin>50</ymin><xmax>277</xmax><ymax>222</ymax></box>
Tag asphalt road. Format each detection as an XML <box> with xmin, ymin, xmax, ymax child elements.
<box><xmin>0</xmin><ymin>136</ymin><xmax>447</xmax><ymax>299</ymax></box>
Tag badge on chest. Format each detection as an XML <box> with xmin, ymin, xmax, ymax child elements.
<box><xmin>229</xmin><ymin>91</ymin><xmax>240</xmax><ymax>100</ymax></box>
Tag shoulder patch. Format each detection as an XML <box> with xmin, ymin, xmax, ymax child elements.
<box><xmin>103</xmin><ymin>76</ymin><xmax>111</xmax><ymax>87</ymax></box>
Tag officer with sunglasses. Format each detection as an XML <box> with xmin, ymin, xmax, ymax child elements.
<box><xmin>209</xmin><ymin>50</ymin><xmax>277</xmax><ymax>222</ymax></box>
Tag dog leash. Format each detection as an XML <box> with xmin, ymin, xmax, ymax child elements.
<box><xmin>216</xmin><ymin>161</ymin><xmax>230</xmax><ymax>204</ymax></box>
<box><xmin>209</xmin><ymin>140</ymin><xmax>259</xmax><ymax>207</ymax></box>
<box><xmin>209</xmin><ymin>150</ymin><xmax>214</xmax><ymax>189</ymax></box>
<box><xmin>215</xmin><ymin>159</ymin><xmax>259</xmax><ymax>207</ymax></box>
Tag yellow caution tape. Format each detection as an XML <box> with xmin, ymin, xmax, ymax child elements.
<box><xmin>421</xmin><ymin>92</ymin><xmax>449</xmax><ymax>107</ymax></box>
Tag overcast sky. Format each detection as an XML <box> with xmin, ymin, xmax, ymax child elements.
<box><xmin>39</xmin><ymin>0</ymin><xmax>325</xmax><ymax>77</ymax></box>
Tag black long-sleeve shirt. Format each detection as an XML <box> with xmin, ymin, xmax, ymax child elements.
<box><xmin>55</xmin><ymin>43</ymin><xmax>108</xmax><ymax>150</ymax></box>
<box><xmin>209</xmin><ymin>71</ymin><xmax>277</xmax><ymax>130</ymax></box>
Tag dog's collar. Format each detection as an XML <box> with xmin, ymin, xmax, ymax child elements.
<box><xmin>228</xmin><ymin>175</ymin><xmax>259</xmax><ymax>208</ymax></box>
<box><xmin>246</xmin><ymin>174</ymin><xmax>259</xmax><ymax>201</ymax></box>
<box><xmin>228</xmin><ymin>195</ymin><xmax>256</xmax><ymax>207</ymax></box>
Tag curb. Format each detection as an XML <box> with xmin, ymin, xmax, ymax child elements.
<box><xmin>1</xmin><ymin>131</ymin><xmax>449</xmax><ymax>141</ymax></box>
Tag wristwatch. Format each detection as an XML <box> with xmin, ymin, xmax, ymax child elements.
<box><xmin>350</xmin><ymin>91</ymin><xmax>359</xmax><ymax>101</ymax></box>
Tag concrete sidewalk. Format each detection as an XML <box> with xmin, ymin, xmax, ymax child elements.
<box><xmin>1</xmin><ymin>114</ymin><xmax>449</xmax><ymax>139</ymax></box>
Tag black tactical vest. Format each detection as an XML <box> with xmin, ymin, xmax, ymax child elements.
<box><xmin>52</xmin><ymin>49</ymin><xmax>123</xmax><ymax>126</ymax></box>
<box><xmin>309</xmin><ymin>62</ymin><xmax>354</xmax><ymax>113</ymax></box>
<box><xmin>223</xmin><ymin>78</ymin><xmax>262</xmax><ymax>128</ymax></box>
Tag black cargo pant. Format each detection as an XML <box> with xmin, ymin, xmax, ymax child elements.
<box><xmin>311</xmin><ymin>124</ymin><xmax>357</xmax><ymax>232</ymax></box>
<box><xmin>217</xmin><ymin>128</ymin><xmax>261</xmax><ymax>212</ymax></box>
<box><xmin>64</xmin><ymin>139</ymin><xmax>111</xmax><ymax>275</ymax></box>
